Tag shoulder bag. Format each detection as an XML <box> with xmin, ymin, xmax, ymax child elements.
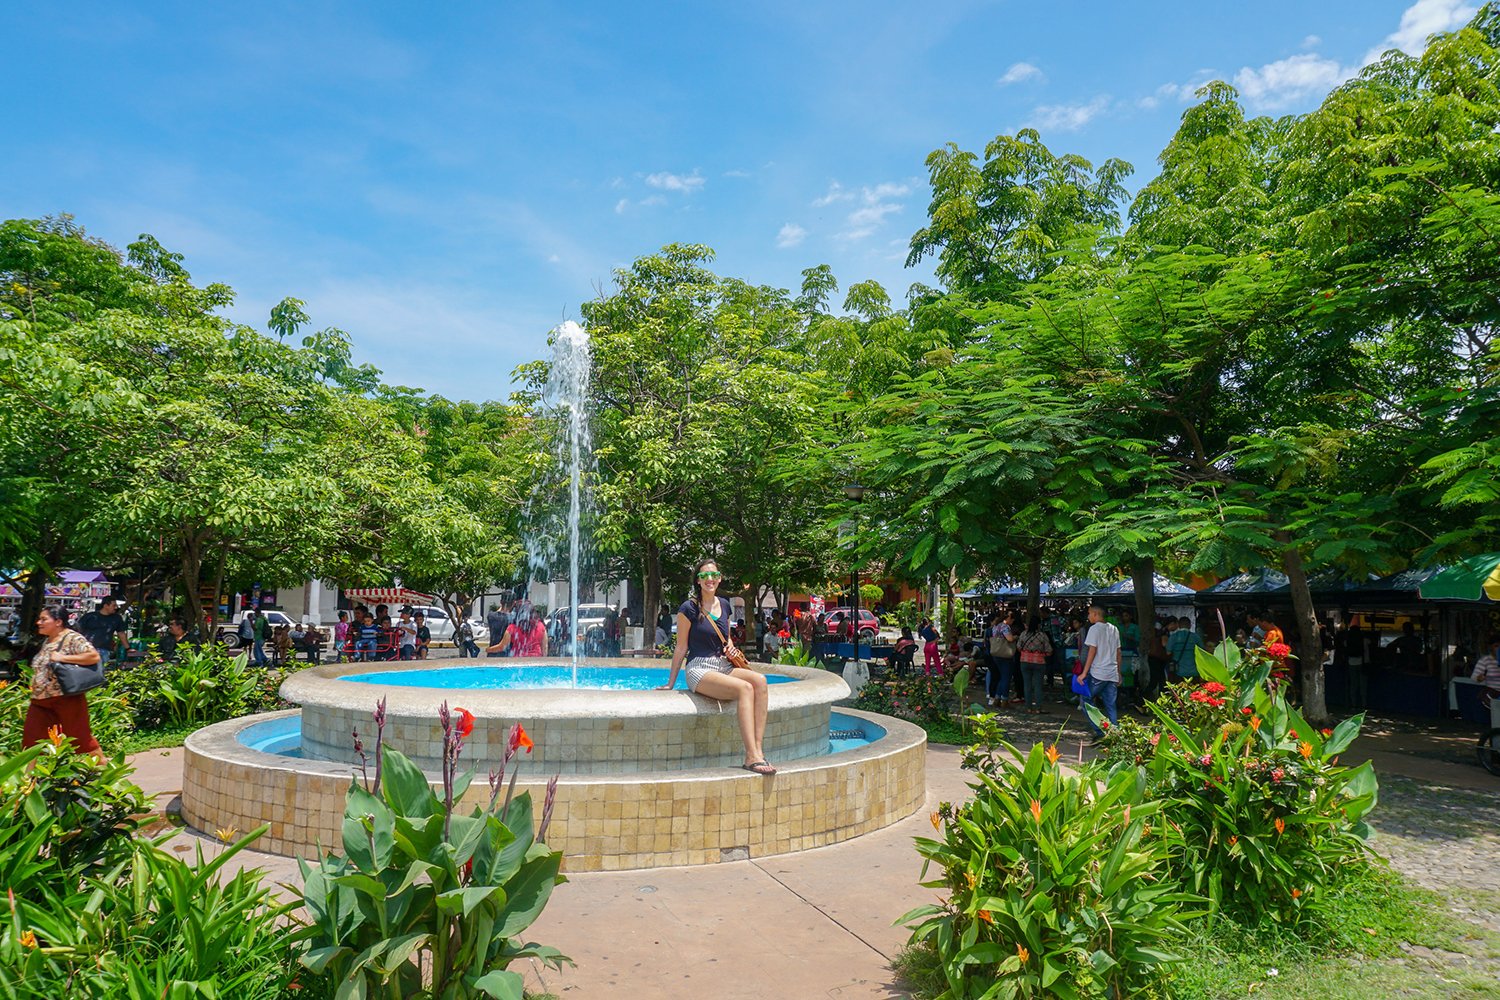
<box><xmin>52</xmin><ymin>635</ymin><xmax>106</xmax><ymax>696</ymax></box>
<box><xmin>701</xmin><ymin>599</ymin><xmax>749</xmax><ymax>671</ymax></box>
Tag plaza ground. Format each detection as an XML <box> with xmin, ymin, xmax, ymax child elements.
<box><xmin>126</xmin><ymin>694</ymin><xmax>1500</xmax><ymax>999</ymax></box>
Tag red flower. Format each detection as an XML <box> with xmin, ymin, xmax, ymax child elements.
<box><xmin>1265</xmin><ymin>642</ymin><xmax>1292</xmax><ymax>659</ymax></box>
<box><xmin>513</xmin><ymin>724</ymin><xmax>534</xmax><ymax>754</ymax></box>
<box><xmin>1320</xmin><ymin>728</ymin><xmax>1333</xmax><ymax>738</ymax></box>
<box><xmin>1287</xmin><ymin>729</ymin><xmax>1298</xmax><ymax>739</ymax></box>
<box><xmin>454</xmin><ymin>707</ymin><xmax>475</xmax><ymax>739</ymax></box>
<box><xmin>1202</xmin><ymin>681</ymin><xmax>1227</xmax><ymax>695</ymax></box>
<box><xmin>1240</xmin><ymin>706</ymin><xmax>1253</xmax><ymax>715</ymax></box>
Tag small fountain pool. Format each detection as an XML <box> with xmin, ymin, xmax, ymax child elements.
<box><xmin>339</xmin><ymin>664</ymin><xmax>798</xmax><ymax>691</ymax></box>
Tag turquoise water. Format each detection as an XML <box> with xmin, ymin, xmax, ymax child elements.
<box><xmin>237</xmin><ymin>711</ymin><xmax>883</xmax><ymax>758</ymax></box>
<box><xmin>337</xmin><ymin>665</ymin><xmax>798</xmax><ymax>691</ymax></box>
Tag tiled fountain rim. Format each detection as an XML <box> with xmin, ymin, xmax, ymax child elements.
<box><xmin>279</xmin><ymin>657</ymin><xmax>849</xmax><ymax>720</ymax></box>
<box><xmin>185</xmin><ymin>705</ymin><xmax>923</xmax><ymax>784</ymax></box>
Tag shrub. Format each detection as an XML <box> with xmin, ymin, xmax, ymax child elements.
<box><xmin>853</xmin><ymin>672</ymin><xmax>956</xmax><ymax>726</ymax></box>
<box><xmin>901</xmin><ymin>740</ymin><xmax>1200</xmax><ymax>999</ymax></box>
<box><xmin>295</xmin><ymin>699</ymin><xmax>570</xmax><ymax>999</ymax></box>
<box><xmin>0</xmin><ymin>742</ymin><xmax>297</xmax><ymax>998</ymax></box>
<box><xmin>1092</xmin><ymin>643</ymin><xmax>1378</xmax><ymax>924</ymax></box>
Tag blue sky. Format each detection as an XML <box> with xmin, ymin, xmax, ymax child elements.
<box><xmin>6</xmin><ymin>0</ymin><xmax>1475</xmax><ymax>401</ymax></box>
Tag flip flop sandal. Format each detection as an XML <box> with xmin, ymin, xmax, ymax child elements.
<box><xmin>740</xmin><ymin>761</ymin><xmax>777</xmax><ymax>775</ymax></box>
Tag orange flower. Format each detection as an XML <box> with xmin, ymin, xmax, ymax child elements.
<box><xmin>977</xmin><ymin>909</ymin><xmax>994</xmax><ymax>924</ymax></box>
<box><xmin>1274</xmin><ymin>818</ymin><xmax>1286</xmax><ymax>835</ymax></box>
<box><xmin>46</xmin><ymin>725</ymin><xmax>65</xmax><ymax>748</ymax></box>
<box><xmin>1045</xmin><ymin>744</ymin><xmax>1060</xmax><ymax>765</ymax></box>
<box><xmin>509</xmin><ymin>724</ymin><xmax>534</xmax><ymax>754</ymax></box>
<box><xmin>1291</xmin><ymin>888</ymin><xmax>1302</xmax><ymax>899</ymax></box>
<box><xmin>1016</xmin><ymin>943</ymin><xmax>1029</xmax><ymax>962</ymax></box>
<box><xmin>1228</xmin><ymin>835</ymin><xmax>1238</xmax><ymax>846</ymax></box>
<box><xmin>964</xmin><ymin>872</ymin><xmax>977</xmax><ymax>889</ymax></box>
<box><xmin>1029</xmin><ymin>799</ymin><xmax>1042</xmax><ymax>823</ymax></box>
<box><xmin>930</xmin><ymin>811</ymin><xmax>941</xmax><ymax>831</ymax></box>
<box><xmin>0</xmin><ymin>680</ymin><xmax>9</xmax><ymax>690</ymax></box>
<box><xmin>1298</xmin><ymin>741</ymin><xmax>1313</xmax><ymax>759</ymax></box>
<box><xmin>18</xmin><ymin>930</ymin><xmax>36</xmax><ymax>949</ymax></box>
<box><xmin>454</xmin><ymin>707</ymin><xmax>475</xmax><ymax>739</ymax></box>
<box><xmin>1249</xmin><ymin>716</ymin><xmax>1262</xmax><ymax>731</ymax></box>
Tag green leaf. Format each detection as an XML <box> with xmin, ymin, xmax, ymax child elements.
<box><xmin>472</xmin><ymin>969</ymin><xmax>525</xmax><ymax>1000</ymax></box>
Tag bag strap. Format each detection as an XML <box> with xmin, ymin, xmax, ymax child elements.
<box><xmin>699</xmin><ymin>598</ymin><xmax>732</xmax><ymax>651</ymax></box>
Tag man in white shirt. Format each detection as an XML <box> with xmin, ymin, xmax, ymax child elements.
<box><xmin>1080</xmin><ymin>604</ymin><xmax>1122</xmax><ymax>743</ymax></box>
<box><xmin>395</xmin><ymin>609</ymin><xmax>419</xmax><ymax>660</ymax></box>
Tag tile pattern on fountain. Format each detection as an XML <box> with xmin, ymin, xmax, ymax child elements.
<box><xmin>181</xmin><ymin>709</ymin><xmax>926</xmax><ymax>870</ymax></box>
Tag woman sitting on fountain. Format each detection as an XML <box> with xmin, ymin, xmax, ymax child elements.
<box><xmin>658</xmin><ymin>559</ymin><xmax>775</xmax><ymax>775</ymax></box>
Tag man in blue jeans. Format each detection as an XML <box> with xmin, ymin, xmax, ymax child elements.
<box><xmin>1080</xmin><ymin>604</ymin><xmax>1121</xmax><ymax>744</ymax></box>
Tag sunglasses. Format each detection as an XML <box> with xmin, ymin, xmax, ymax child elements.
<box><xmin>696</xmin><ymin>571</ymin><xmax>723</xmax><ymax>580</ymax></box>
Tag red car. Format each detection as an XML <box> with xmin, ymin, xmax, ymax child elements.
<box><xmin>820</xmin><ymin>608</ymin><xmax>880</xmax><ymax>641</ymax></box>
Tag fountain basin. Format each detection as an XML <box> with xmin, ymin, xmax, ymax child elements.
<box><xmin>180</xmin><ymin>706</ymin><xmax>927</xmax><ymax>870</ymax></box>
<box><xmin>281</xmin><ymin>658</ymin><xmax>851</xmax><ymax>774</ymax></box>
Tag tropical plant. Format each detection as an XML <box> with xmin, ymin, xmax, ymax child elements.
<box><xmin>295</xmin><ymin>699</ymin><xmax>570</xmax><ymax>999</ymax></box>
<box><xmin>1093</xmin><ymin>643</ymin><xmax>1379</xmax><ymax>922</ymax></box>
<box><xmin>152</xmin><ymin>647</ymin><xmax>262</xmax><ymax>726</ymax></box>
<box><xmin>901</xmin><ymin>740</ymin><xmax>1200</xmax><ymax>999</ymax></box>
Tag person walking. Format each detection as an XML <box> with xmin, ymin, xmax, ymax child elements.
<box><xmin>1079</xmin><ymin>605</ymin><xmax>1122</xmax><ymax>744</ymax></box>
<box><xmin>918</xmin><ymin>617</ymin><xmax>940</xmax><ymax>675</ymax></box>
<box><xmin>24</xmin><ymin>607</ymin><xmax>104</xmax><ymax>760</ymax></box>
<box><xmin>658</xmin><ymin>559</ymin><xmax>774</xmax><ymax>774</ymax></box>
<box><xmin>236</xmin><ymin>610</ymin><xmax>255</xmax><ymax>656</ymax></box>
<box><xmin>1016</xmin><ymin>614</ymin><xmax>1053</xmax><ymax>714</ymax></box>
<box><xmin>249</xmin><ymin>608</ymin><xmax>268</xmax><ymax>666</ymax></box>
<box><xmin>455</xmin><ymin>617</ymin><xmax>479</xmax><ymax>658</ymax></box>
<box><xmin>77</xmin><ymin>597</ymin><xmax>128</xmax><ymax>673</ymax></box>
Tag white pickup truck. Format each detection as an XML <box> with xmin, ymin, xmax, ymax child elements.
<box><xmin>216</xmin><ymin>610</ymin><xmax>297</xmax><ymax>649</ymax></box>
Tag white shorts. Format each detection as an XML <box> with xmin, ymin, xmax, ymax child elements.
<box><xmin>685</xmin><ymin>655</ymin><xmax>734</xmax><ymax>692</ymax></box>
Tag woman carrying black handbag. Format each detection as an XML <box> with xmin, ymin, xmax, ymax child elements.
<box><xmin>24</xmin><ymin>606</ymin><xmax>104</xmax><ymax>760</ymax></box>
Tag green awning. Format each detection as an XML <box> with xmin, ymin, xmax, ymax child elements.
<box><xmin>1418</xmin><ymin>553</ymin><xmax>1500</xmax><ymax>602</ymax></box>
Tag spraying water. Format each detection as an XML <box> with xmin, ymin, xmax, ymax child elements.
<box><xmin>543</xmin><ymin>321</ymin><xmax>592</xmax><ymax>686</ymax></box>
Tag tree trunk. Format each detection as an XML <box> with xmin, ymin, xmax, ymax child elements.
<box><xmin>180</xmin><ymin>532</ymin><xmax>205</xmax><ymax>634</ymax></box>
<box><xmin>642</xmin><ymin>537</ymin><xmax>662</xmax><ymax>644</ymax></box>
<box><xmin>207</xmin><ymin>543</ymin><xmax>230</xmax><ymax>632</ymax></box>
<box><xmin>1278</xmin><ymin>538</ymin><xmax>1329</xmax><ymax>725</ymax></box>
<box><xmin>1130</xmin><ymin>558</ymin><xmax>1156</xmax><ymax>642</ymax></box>
<box><xmin>1026</xmin><ymin>551</ymin><xmax>1042</xmax><ymax>616</ymax></box>
<box><xmin>943</xmin><ymin>568</ymin><xmax>959</xmax><ymax>637</ymax></box>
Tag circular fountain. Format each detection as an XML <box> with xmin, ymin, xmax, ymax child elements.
<box><xmin>180</xmin><ymin>660</ymin><xmax>926</xmax><ymax>870</ymax></box>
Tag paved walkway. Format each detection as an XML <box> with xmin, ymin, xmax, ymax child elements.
<box><xmin>127</xmin><ymin>695</ymin><xmax>1500</xmax><ymax>999</ymax></box>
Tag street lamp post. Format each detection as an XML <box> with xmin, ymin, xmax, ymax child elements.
<box><xmin>843</xmin><ymin>484</ymin><xmax>866</xmax><ymax>659</ymax></box>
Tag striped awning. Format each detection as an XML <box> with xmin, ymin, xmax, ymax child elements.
<box><xmin>342</xmin><ymin>588</ymin><xmax>435</xmax><ymax>606</ymax></box>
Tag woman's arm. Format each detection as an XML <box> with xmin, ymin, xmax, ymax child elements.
<box><xmin>485</xmin><ymin>627</ymin><xmax>513</xmax><ymax>655</ymax></box>
<box><xmin>56</xmin><ymin>636</ymin><xmax>101</xmax><ymax>666</ymax></box>
<box><xmin>659</xmin><ymin>613</ymin><xmax>692</xmax><ymax>689</ymax></box>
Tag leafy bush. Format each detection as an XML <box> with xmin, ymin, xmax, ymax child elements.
<box><xmin>0</xmin><ymin>742</ymin><xmax>298</xmax><ymax>998</ymax></box>
<box><xmin>852</xmin><ymin>672</ymin><xmax>956</xmax><ymax>726</ymax></box>
<box><xmin>902</xmin><ymin>739</ymin><xmax>1200</xmax><ymax>999</ymax></box>
<box><xmin>109</xmin><ymin>647</ymin><xmax>288</xmax><ymax>731</ymax></box>
<box><xmin>296</xmin><ymin>700</ymin><xmax>570</xmax><ymax>999</ymax></box>
<box><xmin>1093</xmin><ymin>643</ymin><xmax>1378</xmax><ymax>924</ymax></box>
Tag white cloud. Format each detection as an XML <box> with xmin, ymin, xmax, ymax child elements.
<box><xmin>812</xmin><ymin>181</ymin><xmax>855</xmax><ymax>207</ymax></box>
<box><xmin>1030</xmin><ymin>95</ymin><xmax>1111</xmax><ymax>132</ymax></box>
<box><xmin>776</xmin><ymin>223</ymin><xmax>807</xmax><ymax>249</ymax></box>
<box><xmin>1365</xmin><ymin>0</ymin><xmax>1476</xmax><ymax>63</ymax></box>
<box><xmin>723</xmin><ymin>168</ymin><xmax>752</xmax><ymax>178</ymax></box>
<box><xmin>839</xmin><ymin>182</ymin><xmax>912</xmax><ymax>241</ymax></box>
<box><xmin>1302</xmin><ymin>34</ymin><xmax>1322</xmax><ymax>49</ymax></box>
<box><xmin>614</xmin><ymin>198</ymin><xmax>629</xmax><ymax>214</ymax></box>
<box><xmin>1233</xmin><ymin>53</ymin><xmax>1348</xmax><ymax>109</ymax></box>
<box><xmin>997</xmin><ymin>61</ymin><xmax>1043</xmax><ymax>85</ymax></box>
<box><xmin>645</xmin><ymin>170</ymin><xmax>705</xmax><ymax>193</ymax></box>
<box><xmin>547</xmin><ymin>254</ymin><xmax>560</xmax><ymax>263</ymax></box>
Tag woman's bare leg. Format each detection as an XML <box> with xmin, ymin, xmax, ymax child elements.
<box><xmin>732</xmin><ymin>668</ymin><xmax>770</xmax><ymax>751</ymax></box>
<box><xmin>693</xmin><ymin>672</ymin><xmax>762</xmax><ymax>762</ymax></box>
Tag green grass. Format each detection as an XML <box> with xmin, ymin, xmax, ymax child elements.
<box><xmin>891</xmin><ymin>863</ymin><xmax>1500</xmax><ymax>1000</ymax></box>
<box><xmin>920</xmin><ymin>718</ymin><xmax>971</xmax><ymax>745</ymax></box>
<box><xmin>117</xmin><ymin>722</ymin><xmax>198</xmax><ymax>755</ymax></box>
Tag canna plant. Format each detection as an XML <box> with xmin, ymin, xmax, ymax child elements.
<box><xmin>901</xmin><ymin>740</ymin><xmax>1202</xmax><ymax>999</ymax></box>
<box><xmin>296</xmin><ymin>698</ymin><xmax>570</xmax><ymax>1000</ymax></box>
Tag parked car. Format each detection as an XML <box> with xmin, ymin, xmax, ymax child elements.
<box><xmin>396</xmin><ymin>605</ymin><xmax>492</xmax><ymax>647</ymax></box>
<box><xmin>820</xmin><ymin>608</ymin><xmax>880</xmax><ymax>641</ymax></box>
<box><xmin>548</xmin><ymin>604</ymin><xmax>616</xmax><ymax>643</ymax></box>
<box><xmin>216</xmin><ymin>610</ymin><xmax>297</xmax><ymax>649</ymax></box>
